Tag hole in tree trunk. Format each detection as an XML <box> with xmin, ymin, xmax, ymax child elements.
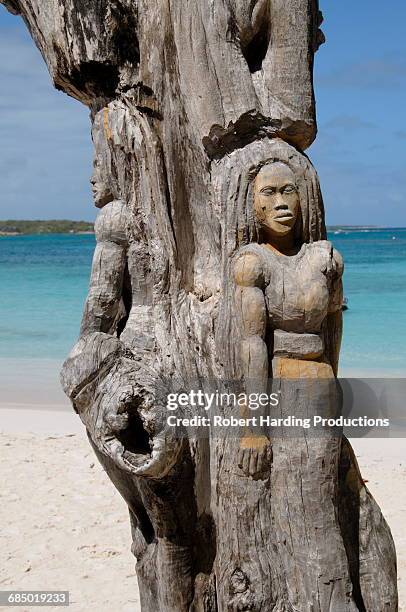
<box><xmin>242</xmin><ymin>21</ymin><xmax>270</xmax><ymax>73</ymax></box>
<box><xmin>116</xmin><ymin>410</ymin><xmax>151</xmax><ymax>455</ymax></box>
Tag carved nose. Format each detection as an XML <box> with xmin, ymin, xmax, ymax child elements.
<box><xmin>275</xmin><ymin>201</ymin><xmax>288</xmax><ymax>211</ymax></box>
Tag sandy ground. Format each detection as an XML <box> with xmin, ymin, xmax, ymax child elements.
<box><xmin>0</xmin><ymin>430</ymin><xmax>139</xmax><ymax>610</ymax></box>
<box><xmin>0</xmin><ymin>406</ymin><xmax>404</xmax><ymax>612</ymax></box>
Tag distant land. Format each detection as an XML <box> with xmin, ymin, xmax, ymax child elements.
<box><xmin>0</xmin><ymin>220</ymin><xmax>94</xmax><ymax>235</ymax></box>
<box><xmin>0</xmin><ymin>221</ymin><xmax>403</xmax><ymax>237</ymax></box>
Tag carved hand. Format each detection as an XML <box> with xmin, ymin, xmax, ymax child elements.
<box><xmin>238</xmin><ymin>434</ymin><xmax>272</xmax><ymax>479</ymax></box>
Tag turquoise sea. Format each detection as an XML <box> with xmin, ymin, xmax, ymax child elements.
<box><xmin>0</xmin><ymin>229</ymin><xmax>405</xmax><ymax>377</ymax></box>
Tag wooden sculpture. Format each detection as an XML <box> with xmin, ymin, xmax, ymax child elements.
<box><xmin>1</xmin><ymin>1</ymin><xmax>397</xmax><ymax>609</ymax></box>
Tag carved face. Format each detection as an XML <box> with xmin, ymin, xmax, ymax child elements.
<box><xmin>90</xmin><ymin>156</ymin><xmax>114</xmax><ymax>209</ymax></box>
<box><xmin>253</xmin><ymin>162</ymin><xmax>300</xmax><ymax>239</ymax></box>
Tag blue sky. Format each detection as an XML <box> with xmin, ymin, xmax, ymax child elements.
<box><xmin>0</xmin><ymin>2</ymin><xmax>405</xmax><ymax>225</ymax></box>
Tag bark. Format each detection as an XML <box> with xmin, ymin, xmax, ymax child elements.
<box><xmin>2</xmin><ymin>1</ymin><xmax>397</xmax><ymax>611</ymax></box>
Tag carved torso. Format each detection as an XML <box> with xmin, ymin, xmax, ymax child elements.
<box><xmin>238</xmin><ymin>240</ymin><xmax>342</xmax><ymax>335</ymax></box>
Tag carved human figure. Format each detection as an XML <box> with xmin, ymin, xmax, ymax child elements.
<box><xmin>232</xmin><ymin>158</ymin><xmax>362</xmax><ymax>608</ymax></box>
<box><xmin>61</xmin><ymin>106</ymin><xmax>195</xmax><ymax>610</ymax></box>
<box><xmin>235</xmin><ymin>160</ymin><xmax>342</xmax><ymax>421</ymax></box>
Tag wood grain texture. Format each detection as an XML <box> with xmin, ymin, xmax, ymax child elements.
<box><xmin>1</xmin><ymin>1</ymin><xmax>398</xmax><ymax>610</ymax></box>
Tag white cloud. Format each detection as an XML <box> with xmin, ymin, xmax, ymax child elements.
<box><xmin>318</xmin><ymin>55</ymin><xmax>406</xmax><ymax>90</ymax></box>
<box><xmin>323</xmin><ymin>115</ymin><xmax>375</xmax><ymax>131</ymax></box>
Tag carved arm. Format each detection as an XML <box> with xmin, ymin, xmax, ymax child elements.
<box><xmin>234</xmin><ymin>252</ymin><xmax>272</xmax><ymax>477</ymax></box>
<box><xmin>234</xmin><ymin>252</ymin><xmax>268</xmax><ymax>387</ymax></box>
<box><xmin>80</xmin><ymin>200</ymin><xmax>128</xmax><ymax>336</ymax></box>
<box><xmin>325</xmin><ymin>248</ymin><xmax>344</xmax><ymax>377</ymax></box>
<box><xmin>61</xmin><ymin>200</ymin><xmax>129</xmax><ymax>408</ymax></box>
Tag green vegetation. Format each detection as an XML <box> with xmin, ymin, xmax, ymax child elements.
<box><xmin>0</xmin><ymin>220</ymin><xmax>94</xmax><ymax>235</ymax></box>
<box><xmin>0</xmin><ymin>221</ymin><xmax>386</xmax><ymax>237</ymax></box>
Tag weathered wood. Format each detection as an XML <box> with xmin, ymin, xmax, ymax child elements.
<box><xmin>2</xmin><ymin>1</ymin><xmax>398</xmax><ymax>610</ymax></box>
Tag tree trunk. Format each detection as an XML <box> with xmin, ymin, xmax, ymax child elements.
<box><xmin>2</xmin><ymin>1</ymin><xmax>398</xmax><ymax>610</ymax></box>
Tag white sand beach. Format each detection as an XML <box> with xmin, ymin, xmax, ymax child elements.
<box><xmin>0</xmin><ymin>400</ymin><xmax>405</xmax><ymax>612</ymax></box>
<box><xmin>0</xmin><ymin>411</ymin><xmax>140</xmax><ymax>612</ymax></box>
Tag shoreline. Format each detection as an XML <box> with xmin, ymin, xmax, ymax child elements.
<box><xmin>0</xmin><ymin>231</ymin><xmax>95</xmax><ymax>236</ymax></box>
<box><xmin>0</xmin><ymin>357</ymin><xmax>404</xmax><ymax>410</ymax></box>
<box><xmin>0</xmin><ymin>358</ymin><xmax>70</xmax><ymax>409</ymax></box>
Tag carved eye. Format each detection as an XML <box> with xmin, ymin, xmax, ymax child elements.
<box><xmin>283</xmin><ymin>185</ymin><xmax>296</xmax><ymax>194</ymax></box>
<box><xmin>260</xmin><ymin>187</ymin><xmax>274</xmax><ymax>196</ymax></box>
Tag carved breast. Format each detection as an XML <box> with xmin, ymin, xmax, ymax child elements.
<box><xmin>262</xmin><ymin>241</ymin><xmax>335</xmax><ymax>334</ymax></box>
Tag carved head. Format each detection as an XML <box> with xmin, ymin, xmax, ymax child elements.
<box><xmin>90</xmin><ymin>107</ymin><xmax>117</xmax><ymax>209</ymax></box>
<box><xmin>253</xmin><ymin>162</ymin><xmax>300</xmax><ymax>242</ymax></box>
<box><xmin>90</xmin><ymin>156</ymin><xmax>114</xmax><ymax>208</ymax></box>
<box><xmin>241</xmin><ymin>139</ymin><xmax>326</xmax><ymax>246</ymax></box>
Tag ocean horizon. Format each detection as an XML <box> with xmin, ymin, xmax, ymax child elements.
<box><xmin>1</xmin><ymin>228</ymin><xmax>405</xmax><ymax>406</ymax></box>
